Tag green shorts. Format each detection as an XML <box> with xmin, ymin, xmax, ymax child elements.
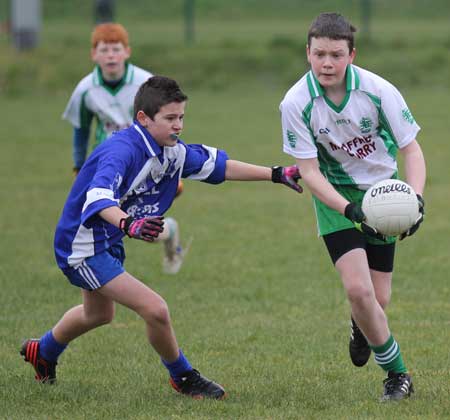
<box><xmin>313</xmin><ymin>184</ymin><xmax>396</xmax><ymax>245</ymax></box>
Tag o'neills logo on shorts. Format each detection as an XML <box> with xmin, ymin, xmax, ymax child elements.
<box><xmin>371</xmin><ymin>183</ymin><xmax>411</xmax><ymax>197</ymax></box>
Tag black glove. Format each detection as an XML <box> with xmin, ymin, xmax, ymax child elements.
<box><xmin>344</xmin><ymin>202</ymin><xmax>387</xmax><ymax>242</ymax></box>
<box><xmin>400</xmin><ymin>194</ymin><xmax>424</xmax><ymax>240</ymax></box>
<box><xmin>271</xmin><ymin>165</ymin><xmax>303</xmax><ymax>193</ymax></box>
<box><xmin>119</xmin><ymin>216</ymin><xmax>165</xmax><ymax>242</ymax></box>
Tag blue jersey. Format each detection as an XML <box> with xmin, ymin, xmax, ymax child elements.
<box><xmin>54</xmin><ymin>121</ymin><xmax>229</xmax><ymax>270</ymax></box>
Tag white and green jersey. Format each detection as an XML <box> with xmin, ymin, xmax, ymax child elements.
<box><xmin>280</xmin><ymin>65</ymin><xmax>420</xmax><ymax>190</ymax></box>
<box><xmin>63</xmin><ymin>63</ymin><xmax>152</xmax><ymax>147</ymax></box>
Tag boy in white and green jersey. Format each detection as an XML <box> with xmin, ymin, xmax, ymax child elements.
<box><xmin>63</xmin><ymin>61</ymin><xmax>151</xmax><ymax>156</ymax></box>
<box><xmin>63</xmin><ymin>23</ymin><xmax>152</xmax><ymax>173</ymax></box>
<box><xmin>63</xmin><ymin>23</ymin><xmax>185</xmax><ymax>275</ymax></box>
<box><xmin>280</xmin><ymin>13</ymin><xmax>426</xmax><ymax>401</ymax></box>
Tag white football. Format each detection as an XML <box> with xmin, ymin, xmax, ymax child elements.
<box><xmin>362</xmin><ymin>179</ymin><xmax>419</xmax><ymax>236</ymax></box>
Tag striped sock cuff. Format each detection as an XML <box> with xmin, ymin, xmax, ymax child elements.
<box><xmin>371</xmin><ymin>334</ymin><xmax>394</xmax><ymax>355</ymax></box>
<box><xmin>371</xmin><ymin>335</ymin><xmax>407</xmax><ymax>373</ymax></box>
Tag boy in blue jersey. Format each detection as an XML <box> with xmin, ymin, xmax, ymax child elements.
<box><xmin>21</xmin><ymin>76</ymin><xmax>302</xmax><ymax>399</ymax></box>
<box><xmin>63</xmin><ymin>22</ymin><xmax>186</xmax><ymax>275</ymax></box>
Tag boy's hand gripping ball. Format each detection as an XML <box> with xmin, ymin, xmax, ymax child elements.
<box><xmin>344</xmin><ymin>202</ymin><xmax>387</xmax><ymax>242</ymax></box>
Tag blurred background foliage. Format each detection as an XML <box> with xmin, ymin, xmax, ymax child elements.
<box><xmin>0</xmin><ymin>0</ymin><xmax>449</xmax><ymax>96</ymax></box>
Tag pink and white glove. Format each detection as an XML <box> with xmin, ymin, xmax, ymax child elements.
<box><xmin>119</xmin><ymin>216</ymin><xmax>165</xmax><ymax>242</ymax></box>
<box><xmin>271</xmin><ymin>165</ymin><xmax>303</xmax><ymax>193</ymax></box>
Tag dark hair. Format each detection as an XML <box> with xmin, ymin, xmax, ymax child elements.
<box><xmin>133</xmin><ymin>76</ymin><xmax>188</xmax><ymax>119</ymax></box>
<box><xmin>307</xmin><ymin>13</ymin><xmax>357</xmax><ymax>52</ymax></box>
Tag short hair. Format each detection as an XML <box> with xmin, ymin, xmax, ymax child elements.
<box><xmin>133</xmin><ymin>76</ymin><xmax>188</xmax><ymax>119</ymax></box>
<box><xmin>307</xmin><ymin>13</ymin><xmax>357</xmax><ymax>52</ymax></box>
<box><xmin>91</xmin><ymin>23</ymin><xmax>129</xmax><ymax>48</ymax></box>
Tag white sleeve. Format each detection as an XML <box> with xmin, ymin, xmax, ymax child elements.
<box><xmin>62</xmin><ymin>79</ymin><xmax>91</xmax><ymax>129</ymax></box>
<box><xmin>380</xmin><ymin>82</ymin><xmax>421</xmax><ymax>148</ymax></box>
<box><xmin>280</xmin><ymin>98</ymin><xmax>318</xmax><ymax>159</ymax></box>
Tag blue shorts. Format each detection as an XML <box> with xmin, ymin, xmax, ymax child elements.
<box><xmin>62</xmin><ymin>242</ymin><xmax>126</xmax><ymax>291</ymax></box>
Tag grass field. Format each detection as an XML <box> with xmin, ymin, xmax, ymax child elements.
<box><xmin>1</xmin><ymin>12</ymin><xmax>450</xmax><ymax>420</ymax></box>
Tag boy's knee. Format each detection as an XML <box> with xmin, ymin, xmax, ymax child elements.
<box><xmin>376</xmin><ymin>292</ymin><xmax>391</xmax><ymax>309</ymax></box>
<box><xmin>88</xmin><ymin>308</ymin><xmax>115</xmax><ymax>327</ymax></box>
<box><xmin>346</xmin><ymin>284</ymin><xmax>374</xmax><ymax>306</ymax></box>
<box><xmin>142</xmin><ymin>299</ymin><xmax>170</xmax><ymax>325</ymax></box>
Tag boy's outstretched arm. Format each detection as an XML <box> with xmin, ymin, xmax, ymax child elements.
<box><xmin>224</xmin><ymin>160</ymin><xmax>303</xmax><ymax>192</ymax></box>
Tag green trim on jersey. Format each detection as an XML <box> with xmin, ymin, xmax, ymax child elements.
<box><xmin>346</xmin><ymin>65</ymin><xmax>360</xmax><ymax>91</ymax></box>
<box><xmin>303</xmin><ymin>71</ymin><xmax>358</xmax><ymax>186</ymax></box>
<box><xmin>303</xmin><ymin>98</ymin><xmax>351</xmax><ymax>184</ymax></box>
<box><xmin>308</xmin><ymin>65</ymin><xmax>359</xmax><ymax>97</ymax></box>
<box><xmin>79</xmin><ymin>91</ymin><xmax>93</xmax><ymax>129</ymax></box>
<box><xmin>94</xmin><ymin>116</ymin><xmax>108</xmax><ymax>147</ymax></box>
<box><xmin>365</xmin><ymin>91</ymin><xmax>399</xmax><ymax>160</ymax></box>
<box><xmin>323</xmin><ymin>92</ymin><xmax>350</xmax><ymax>113</ymax></box>
<box><xmin>316</xmin><ymin>143</ymin><xmax>357</xmax><ymax>186</ymax></box>
<box><xmin>306</xmin><ymin>71</ymin><xmax>324</xmax><ymax>98</ymax></box>
<box><xmin>309</xmin><ymin>65</ymin><xmax>360</xmax><ymax>113</ymax></box>
<box><xmin>94</xmin><ymin>62</ymin><xmax>132</xmax><ymax>96</ymax></box>
<box><xmin>301</xmin><ymin>100</ymin><xmax>317</xmax><ymax>143</ymax></box>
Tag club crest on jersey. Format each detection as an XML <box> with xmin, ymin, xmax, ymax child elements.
<box><xmin>359</xmin><ymin>117</ymin><xmax>373</xmax><ymax>134</ymax></box>
<box><xmin>286</xmin><ymin>130</ymin><xmax>297</xmax><ymax>148</ymax></box>
<box><xmin>402</xmin><ymin>108</ymin><xmax>415</xmax><ymax>124</ymax></box>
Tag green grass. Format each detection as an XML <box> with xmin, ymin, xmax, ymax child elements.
<box><xmin>1</xmin><ymin>13</ymin><xmax>450</xmax><ymax>420</ymax></box>
<box><xmin>31</xmin><ymin>0</ymin><xmax>450</xmax><ymax>20</ymax></box>
<box><xmin>1</xmin><ymin>15</ymin><xmax>450</xmax><ymax>94</ymax></box>
<box><xmin>1</xmin><ymin>83</ymin><xmax>450</xmax><ymax>419</ymax></box>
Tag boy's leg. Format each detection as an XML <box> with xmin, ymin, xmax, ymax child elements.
<box><xmin>52</xmin><ymin>290</ymin><xmax>115</xmax><ymax>343</ymax></box>
<box><xmin>323</xmin><ymin>229</ymin><xmax>373</xmax><ymax>366</ymax></box>
<box><xmin>154</xmin><ymin>217</ymin><xmax>189</xmax><ymax>275</ymax></box>
<box><xmin>347</xmin><ymin>245</ymin><xmax>393</xmax><ymax>366</ymax></box>
<box><xmin>98</xmin><ymin>271</ymin><xmax>225</xmax><ymax>399</ymax></box>
<box><xmin>335</xmin><ymin>249</ymin><xmax>413</xmax><ymax>401</ymax></box>
<box><xmin>347</xmin><ymin>271</ymin><xmax>392</xmax><ymax>367</ymax></box>
<box><xmin>20</xmin><ymin>290</ymin><xmax>114</xmax><ymax>383</ymax></box>
<box><xmin>367</xmin><ymin>241</ymin><xmax>395</xmax><ymax>310</ymax></box>
<box><xmin>335</xmin><ymin>248</ymin><xmax>390</xmax><ymax>345</ymax></box>
<box><xmin>99</xmin><ymin>271</ymin><xmax>179</xmax><ymax>360</ymax></box>
<box><xmin>324</xmin><ymin>230</ymin><xmax>395</xmax><ymax>366</ymax></box>
<box><xmin>370</xmin><ymin>270</ymin><xmax>392</xmax><ymax>310</ymax></box>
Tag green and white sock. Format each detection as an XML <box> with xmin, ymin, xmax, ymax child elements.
<box><xmin>371</xmin><ymin>334</ymin><xmax>407</xmax><ymax>373</ymax></box>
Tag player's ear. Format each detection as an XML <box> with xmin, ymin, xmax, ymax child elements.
<box><xmin>90</xmin><ymin>47</ymin><xmax>97</xmax><ymax>62</ymax></box>
<box><xmin>349</xmin><ymin>48</ymin><xmax>356</xmax><ymax>63</ymax></box>
<box><xmin>306</xmin><ymin>44</ymin><xmax>311</xmax><ymax>63</ymax></box>
<box><xmin>124</xmin><ymin>46</ymin><xmax>131</xmax><ymax>60</ymax></box>
<box><xmin>136</xmin><ymin>110</ymin><xmax>150</xmax><ymax>126</ymax></box>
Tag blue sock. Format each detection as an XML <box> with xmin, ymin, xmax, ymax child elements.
<box><xmin>161</xmin><ymin>349</ymin><xmax>192</xmax><ymax>384</ymax></box>
<box><xmin>39</xmin><ymin>330</ymin><xmax>67</xmax><ymax>362</ymax></box>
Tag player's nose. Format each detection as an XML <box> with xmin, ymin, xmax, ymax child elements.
<box><xmin>173</xmin><ymin>119</ymin><xmax>183</xmax><ymax>130</ymax></box>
